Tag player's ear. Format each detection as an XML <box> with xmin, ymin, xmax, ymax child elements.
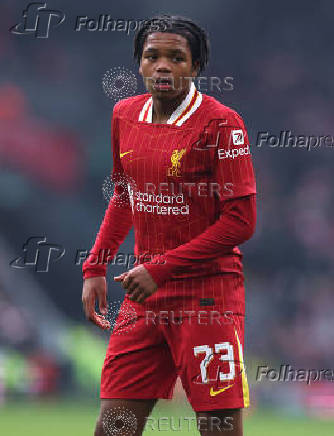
<box><xmin>139</xmin><ymin>63</ymin><xmax>143</xmax><ymax>76</ymax></box>
<box><xmin>191</xmin><ymin>61</ymin><xmax>200</xmax><ymax>78</ymax></box>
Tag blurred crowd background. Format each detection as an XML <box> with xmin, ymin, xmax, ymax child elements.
<box><xmin>0</xmin><ymin>0</ymin><xmax>333</xmax><ymax>420</ymax></box>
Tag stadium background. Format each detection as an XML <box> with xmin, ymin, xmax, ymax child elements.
<box><xmin>1</xmin><ymin>0</ymin><xmax>333</xmax><ymax>434</ymax></box>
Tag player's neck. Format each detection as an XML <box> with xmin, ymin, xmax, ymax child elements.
<box><xmin>151</xmin><ymin>87</ymin><xmax>189</xmax><ymax>124</ymax></box>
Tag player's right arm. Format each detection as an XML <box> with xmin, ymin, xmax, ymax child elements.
<box><xmin>82</xmin><ymin>102</ymin><xmax>133</xmax><ymax>329</ymax></box>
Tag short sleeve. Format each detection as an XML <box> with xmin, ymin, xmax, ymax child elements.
<box><xmin>110</xmin><ymin>101</ymin><xmax>132</xmax><ymax>210</ymax></box>
<box><xmin>210</xmin><ymin>111</ymin><xmax>256</xmax><ymax>202</ymax></box>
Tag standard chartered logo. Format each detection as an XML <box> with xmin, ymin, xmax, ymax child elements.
<box><xmin>131</xmin><ymin>190</ymin><xmax>189</xmax><ymax>215</ymax></box>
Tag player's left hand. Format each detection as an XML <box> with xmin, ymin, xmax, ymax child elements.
<box><xmin>114</xmin><ymin>265</ymin><xmax>158</xmax><ymax>303</ymax></box>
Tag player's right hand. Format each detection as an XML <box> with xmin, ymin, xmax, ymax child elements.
<box><xmin>82</xmin><ymin>276</ymin><xmax>111</xmax><ymax>330</ymax></box>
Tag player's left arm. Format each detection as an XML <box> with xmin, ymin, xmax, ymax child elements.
<box><xmin>115</xmin><ymin>111</ymin><xmax>257</xmax><ymax>302</ymax></box>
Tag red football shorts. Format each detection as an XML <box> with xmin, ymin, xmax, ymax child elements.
<box><xmin>100</xmin><ymin>276</ymin><xmax>250</xmax><ymax>412</ymax></box>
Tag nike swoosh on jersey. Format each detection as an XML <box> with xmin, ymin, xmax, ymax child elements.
<box><xmin>209</xmin><ymin>384</ymin><xmax>234</xmax><ymax>397</ymax></box>
<box><xmin>120</xmin><ymin>150</ymin><xmax>134</xmax><ymax>158</ymax></box>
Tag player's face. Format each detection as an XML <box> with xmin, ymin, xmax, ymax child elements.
<box><xmin>139</xmin><ymin>32</ymin><xmax>198</xmax><ymax>99</ymax></box>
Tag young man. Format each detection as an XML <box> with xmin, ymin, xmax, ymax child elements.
<box><xmin>82</xmin><ymin>15</ymin><xmax>256</xmax><ymax>436</ymax></box>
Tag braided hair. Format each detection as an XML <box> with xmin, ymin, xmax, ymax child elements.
<box><xmin>134</xmin><ymin>15</ymin><xmax>210</xmax><ymax>75</ymax></box>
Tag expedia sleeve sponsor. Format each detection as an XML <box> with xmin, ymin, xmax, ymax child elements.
<box><xmin>212</xmin><ymin>112</ymin><xmax>257</xmax><ymax>200</ymax></box>
<box><xmin>218</xmin><ymin>144</ymin><xmax>250</xmax><ymax>160</ymax></box>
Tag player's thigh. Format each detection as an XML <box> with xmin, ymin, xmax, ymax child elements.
<box><xmin>195</xmin><ymin>408</ymin><xmax>242</xmax><ymax>436</ymax></box>
<box><xmin>95</xmin><ymin>398</ymin><xmax>157</xmax><ymax>436</ymax></box>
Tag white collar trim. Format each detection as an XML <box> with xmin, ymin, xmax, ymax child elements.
<box><xmin>138</xmin><ymin>82</ymin><xmax>202</xmax><ymax>126</ymax></box>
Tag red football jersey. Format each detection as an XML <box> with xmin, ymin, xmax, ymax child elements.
<box><xmin>83</xmin><ymin>83</ymin><xmax>256</xmax><ymax>313</ymax></box>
